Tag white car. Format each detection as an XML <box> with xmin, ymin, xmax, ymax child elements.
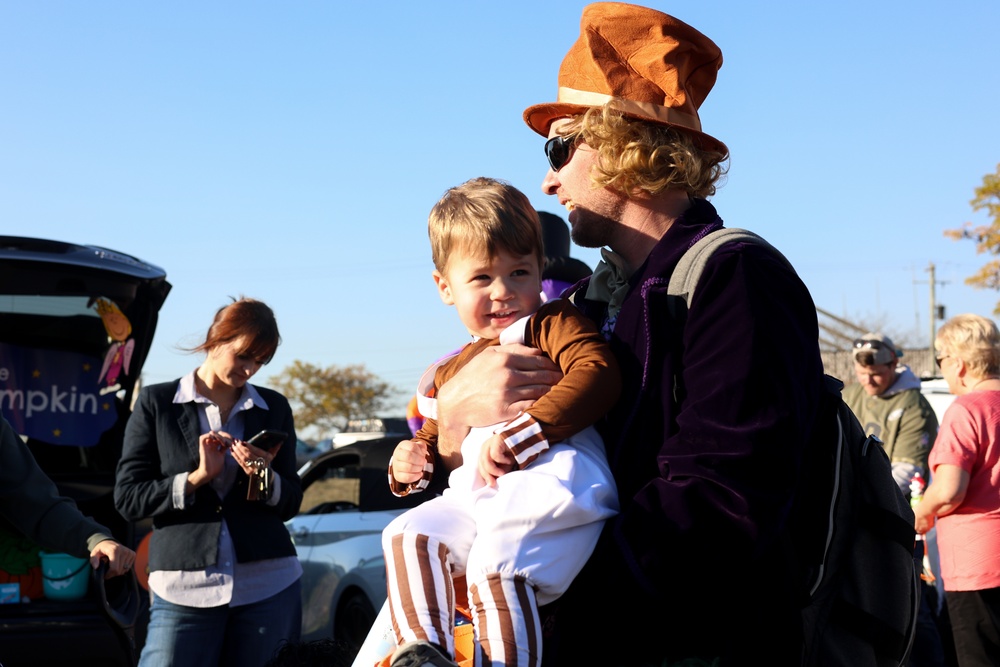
<box><xmin>286</xmin><ymin>435</ymin><xmax>438</xmax><ymax>659</ymax></box>
<box><xmin>919</xmin><ymin>377</ymin><xmax>956</xmax><ymax>610</ymax></box>
<box><xmin>920</xmin><ymin>377</ymin><xmax>956</xmax><ymax>424</ymax></box>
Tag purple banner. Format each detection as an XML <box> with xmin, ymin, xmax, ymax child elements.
<box><xmin>0</xmin><ymin>342</ymin><xmax>119</xmax><ymax>446</ymax></box>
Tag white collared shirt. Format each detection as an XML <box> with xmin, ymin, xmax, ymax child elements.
<box><xmin>146</xmin><ymin>370</ymin><xmax>301</xmax><ymax>608</ymax></box>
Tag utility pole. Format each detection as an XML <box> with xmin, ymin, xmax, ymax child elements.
<box><xmin>924</xmin><ymin>262</ymin><xmax>948</xmax><ymax>352</ymax></box>
<box><xmin>928</xmin><ymin>262</ymin><xmax>936</xmax><ymax>352</ymax></box>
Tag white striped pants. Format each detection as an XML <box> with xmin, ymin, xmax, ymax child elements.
<box><xmin>384</xmin><ymin>532</ymin><xmax>541</xmax><ymax>667</ymax></box>
<box><xmin>382</xmin><ymin>431</ymin><xmax>617</xmax><ymax>666</ymax></box>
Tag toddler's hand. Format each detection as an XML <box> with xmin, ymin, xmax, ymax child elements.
<box><xmin>478</xmin><ymin>434</ymin><xmax>514</xmax><ymax>488</ymax></box>
<box><xmin>391</xmin><ymin>439</ymin><xmax>429</xmax><ymax>484</ymax></box>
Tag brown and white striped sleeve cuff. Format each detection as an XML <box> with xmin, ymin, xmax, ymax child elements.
<box><xmin>496</xmin><ymin>413</ymin><xmax>549</xmax><ymax>469</ymax></box>
<box><xmin>387</xmin><ymin>440</ymin><xmax>436</xmax><ymax>497</ymax></box>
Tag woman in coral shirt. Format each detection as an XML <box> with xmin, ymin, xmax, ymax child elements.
<box><xmin>915</xmin><ymin>313</ymin><xmax>1000</xmax><ymax>666</ymax></box>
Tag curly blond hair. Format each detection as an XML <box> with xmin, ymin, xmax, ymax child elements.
<box><xmin>557</xmin><ymin>104</ymin><xmax>728</xmax><ymax>198</ymax></box>
<box><xmin>935</xmin><ymin>313</ymin><xmax>1000</xmax><ymax>377</ymax></box>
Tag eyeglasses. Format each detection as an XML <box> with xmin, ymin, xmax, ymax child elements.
<box><xmin>544</xmin><ymin>134</ymin><xmax>579</xmax><ymax>172</ymax></box>
<box><xmin>935</xmin><ymin>355</ymin><xmax>951</xmax><ymax>369</ymax></box>
<box><xmin>853</xmin><ymin>339</ymin><xmax>888</xmax><ymax>352</ymax></box>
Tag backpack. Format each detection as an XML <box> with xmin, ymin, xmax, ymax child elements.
<box><xmin>667</xmin><ymin>228</ymin><xmax>921</xmax><ymax>667</ymax></box>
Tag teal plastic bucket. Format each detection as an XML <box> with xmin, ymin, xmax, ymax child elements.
<box><xmin>39</xmin><ymin>552</ymin><xmax>89</xmax><ymax>600</ymax></box>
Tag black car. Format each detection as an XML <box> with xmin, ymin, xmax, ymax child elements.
<box><xmin>0</xmin><ymin>236</ymin><xmax>170</xmax><ymax>666</ymax></box>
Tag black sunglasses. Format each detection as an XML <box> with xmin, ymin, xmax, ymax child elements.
<box><xmin>935</xmin><ymin>355</ymin><xmax>950</xmax><ymax>369</ymax></box>
<box><xmin>544</xmin><ymin>134</ymin><xmax>579</xmax><ymax>172</ymax></box>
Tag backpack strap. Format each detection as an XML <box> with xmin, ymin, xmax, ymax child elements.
<box><xmin>667</xmin><ymin>227</ymin><xmax>796</xmax><ymax>309</ymax></box>
<box><xmin>666</xmin><ymin>227</ymin><xmax>797</xmax><ymax>402</ymax></box>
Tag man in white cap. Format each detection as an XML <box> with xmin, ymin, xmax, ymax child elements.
<box><xmin>844</xmin><ymin>333</ymin><xmax>938</xmax><ymax>496</ymax></box>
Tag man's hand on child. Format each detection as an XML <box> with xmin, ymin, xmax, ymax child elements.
<box><xmin>391</xmin><ymin>439</ymin><xmax>430</xmax><ymax>484</ymax></box>
<box><xmin>438</xmin><ymin>344</ymin><xmax>562</xmax><ymax>427</ymax></box>
<box><xmin>478</xmin><ymin>434</ymin><xmax>515</xmax><ymax>487</ymax></box>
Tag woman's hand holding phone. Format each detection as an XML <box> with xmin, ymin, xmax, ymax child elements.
<box><xmin>233</xmin><ymin>429</ymin><xmax>286</xmax><ymax>477</ymax></box>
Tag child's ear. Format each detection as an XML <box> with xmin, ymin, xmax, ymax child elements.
<box><xmin>433</xmin><ymin>270</ymin><xmax>455</xmax><ymax>306</ymax></box>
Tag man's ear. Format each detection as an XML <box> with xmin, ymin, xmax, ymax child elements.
<box><xmin>433</xmin><ymin>270</ymin><xmax>455</xmax><ymax>306</ymax></box>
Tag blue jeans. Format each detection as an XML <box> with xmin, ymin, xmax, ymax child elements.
<box><xmin>139</xmin><ymin>579</ymin><xmax>302</xmax><ymax>667</ymax></box>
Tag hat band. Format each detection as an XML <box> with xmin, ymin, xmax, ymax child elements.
<box><xmin>557</xmin><ymin>86</ymin><xmax>703</xmax><ymax>132</ymax></box>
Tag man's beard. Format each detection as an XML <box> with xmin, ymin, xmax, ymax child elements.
<box><xmin>569</xmin><ymin>208</ymin><xmax>619</xmax><ymax>249</ymax></box>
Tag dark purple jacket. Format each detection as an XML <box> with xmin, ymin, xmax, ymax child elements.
<box><xmin>554</xmin><ymin>199</ymin><xmax>824</xmax><ymax>665</ymax></box>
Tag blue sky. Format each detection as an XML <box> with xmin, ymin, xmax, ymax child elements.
<box><xmin>3</xmin><ymin>1</ymin><xmax>999</xmax><ymax>418</ymax></box>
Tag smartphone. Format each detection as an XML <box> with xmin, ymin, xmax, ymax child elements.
<box><xmin>247</xmin><ymin>429</ymin><xmax>287</xmax><ymax>452</ymax></box>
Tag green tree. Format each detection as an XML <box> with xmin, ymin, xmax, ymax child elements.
<box><xmin>945</xmin><ymin>163</ymin><xmax>1000</xmax><ymax>313</ymax></box>
<box><xmin>269</xmin><ymin>361</ymin><xmax>397</xmax><ymax>436</ymax></box>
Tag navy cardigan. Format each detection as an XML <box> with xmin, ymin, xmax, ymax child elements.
<box><xmin>114</xmin><ymin>381</ymin><xmax>302</xmax><ymax>571</ymax></box>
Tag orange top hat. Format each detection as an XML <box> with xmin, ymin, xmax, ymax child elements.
<box><xmin>523</xmin><ymin>2</ymin><xmax>728</xmax><ymax>155</ymax></box>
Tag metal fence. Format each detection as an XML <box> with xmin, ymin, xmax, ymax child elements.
<box><xmin>821</xmin><ymin>347</ymin><xmax>939</xmax><ymax>386</ymax></box>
